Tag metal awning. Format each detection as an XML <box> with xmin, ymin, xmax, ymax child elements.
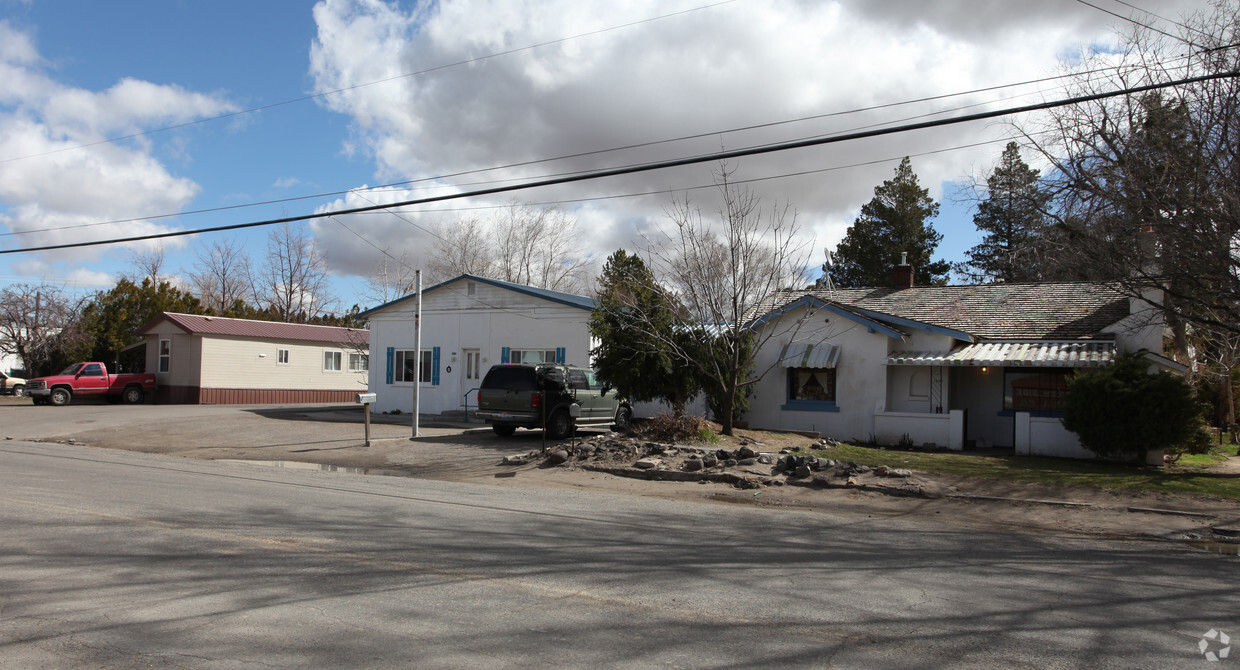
<box><xmin>886</xmin><ymin>341</ymin><xmax>1115</xmax><ymax>368</ymax></box>
<box><xmin>780</xmin><ymin>342</ymin><xmax>840</xmax><ymax>368</ymax></box>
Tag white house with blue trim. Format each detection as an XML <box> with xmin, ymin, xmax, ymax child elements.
<box><xmin>359</xmin><ymin>274</ymin><xmax>597</xmax><ymax>416</ymax></box>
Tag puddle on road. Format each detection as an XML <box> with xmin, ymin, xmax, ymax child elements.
<box><xmin>218</xmin><ymin>459</ymin><xmax>408</xmax><ymax>477</ymax></box>
<box><xmin>1185</xmin><ymin>541</ymin><xmax>1240</xmax><ymax>556</ymax></box>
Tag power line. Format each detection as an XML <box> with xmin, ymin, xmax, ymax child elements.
<box><xmin>3</xmin><ymin>70</ymin><xmax>1234</xmax><ymax>256</ymax></box>
<box><xmin>1071</xmin><ymin>0</ymin><xmax>1197</xmax><ymax>47</ymax></box>
<box><xmin>0</xmin><ymin>0</ymin><xmax>738</xmax><ymax>166</ymax></box>
<box><xmin>1106</xmin><ymin>0</ymin><xmax>1214</xmax><ymax>41</ymax></box>
<box><xmin>0</xmin><ymin>56</ymin><xmax>1183</xmax><ymax>241</ymax></box>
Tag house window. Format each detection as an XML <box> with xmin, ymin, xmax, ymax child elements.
<box><xmin>159</xmin><ymin>339</ymin><xmax>171</xmax><ymax>373</ymax></box>
<box><xmin>324</xmin><ymin>351</ymin><xmax>342</xmax><ymax>372</ymax></box>
<box><xmin>464</xmin><ymin>350</ymin><xmax>481</xmax><ymax>380</ymax></box>
<box><xmin>789</xmin><ymin>367</ymin><xmax>836</xmax><ymax>402</ymax></box>
<box><xmin>509</xmin><ymin>349</ymin><xmax>557</xmax><ymax>364</ymax></box>
<box><xmin>278</xmin><ymin>349</ymin><xmax>290</xmax><ymax>365</ymax></box>
<box><xmin>395</xmin><ymin>350</ymin><xmax>436</xmax><ymax>383</ymax></box>
<box><xmin>1004</xmin><ymin>369</ymin><xmax>1071</xmax><ymax>413</ymax></box>
<box><xmin>348</xmin><ymin>352</ymin><xmax>369</xmax><ymax>372</ymax></box>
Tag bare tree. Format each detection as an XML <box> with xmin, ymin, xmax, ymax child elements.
<box><xmin>640</xmin><ymin>164</ymin><xmax>811</xmax><ymax>435</ymax></box>
<box><xmin>0</xmin><ymin>284</ymin><xmax>91</xmax><ymax>376</ymax></box>
<box><xmin>425</xmin><ymin>202</ymin><xmax>592</xmax><ymax>293</ymax></box>
<box><xmin>493</xmin><ymin>203</ymin><xmax>590</xmax><ymax>292</ymax></box>
<box><xmin>252</xmin><ymin>223</ymin><xmax>335</xmax><ymax>322</ymax></box>
<box><xmin>121</xmin><ymin>245</ymin><xmax>168</xmax><ymax>285</ymax></box>
<box><xmin>426</xmin><ymin>216</ymin><xmax>497</xmax><ymax>284</ymax></box>
<box><xmin>361</xmin><ymin>250</ymin><xmax>419</xmax><ymax>307</ymax></box>
<box><xmin>1024</xmin><ymin>3</ymin><xmax>1240</xmax><ymax>342</ymax></box>
<box><xmin>189</xmin><ymin>238</ymin><xmax>252</xmax><ymax>314</ymax></box>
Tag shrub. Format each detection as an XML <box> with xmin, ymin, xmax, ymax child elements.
<box><xmin>1062</xmin><ymin>352</ymin><xmax>1205</xmax><ymax>462</ymax></box>
<box><xmin>642</xmin><ymin>413</ymin><xmax>717</xmax><ymax>443</ymax></box>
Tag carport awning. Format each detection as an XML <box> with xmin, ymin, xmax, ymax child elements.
<box><xmin>780</xmin><ymin>342</ymin><xmax>840</xmax><ymax>368</ymax></box>
<box><xmin>886</xmin><ymin>341</ymin><xmax>1115</xmax><ymax>367</ymax></box>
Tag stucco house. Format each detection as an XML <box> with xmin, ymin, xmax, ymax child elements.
<box><xmin>359</xmin><ymin>275</ymin><xmax>597</xmax><ymax>416</ymax></box>
<box><xmin>745</xmin><ymin>262</ymin><xmax>1178</xmax><ymax>459</ymax></box>
<box><xmin>134</xmin><ymin>312</ymin><xmax>369</xmax><ymax>404</ymax></box>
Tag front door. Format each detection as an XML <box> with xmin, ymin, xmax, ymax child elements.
<box><xmin>461</xmin><ymin>349</ymin><xmax>481</xmax><ymax>408</ymax></box>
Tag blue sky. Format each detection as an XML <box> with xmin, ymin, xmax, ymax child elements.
<box><xmin>0</xmin><ymin>0</ymin><xmax>1214</xmax><ymax>309</ymax></box>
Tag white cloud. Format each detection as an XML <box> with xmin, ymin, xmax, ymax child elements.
<box><xmin>274</xmin><ymin>177</ymin><xmax>304</xmax><ymax>188</ymax></box>
<box><xmin>306</xmin><ymin>0</ymin><xmax>1210</xmax><ymax>284</ymax></box>
<box><xmin>0</xmin><ymin>21</ymin><xmax>237</xmax><ymax>269</ymax></box>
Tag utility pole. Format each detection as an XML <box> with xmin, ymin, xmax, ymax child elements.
<box><xmin>411</xmin><ymin>270</ymin><xmax>422</xmax><ymax>440</ymax></box>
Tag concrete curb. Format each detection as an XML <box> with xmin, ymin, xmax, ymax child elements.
<box><xmin>949</xmin><ymin>494</ymin><xmax>1094</xmax><ymax>508</ymax></box>
<box><xmin>1126</xmin><ymin>506</ymin><xmax>1217</xmax><ymax>518</ymax></box>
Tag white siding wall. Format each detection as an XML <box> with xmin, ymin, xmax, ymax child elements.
<box><xmin>748</xmin><ymin>306</ymin><xmax>894</xmax><ymax>442</ymax></box>
<box><xmin>197</xmin><ymin>336</ymin><xmax>368</xmax><ymax>391</ymax></box>
<box><xmin>366</xmin><ymin>279</ymin><xmax>594</xmax><ymax>415</ymax></box>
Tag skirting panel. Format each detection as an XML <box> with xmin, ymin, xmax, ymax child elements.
<box><xmin>157</xmin><ymin>386</ymin><xmax>358</xmax><ymax>405</ymax></box>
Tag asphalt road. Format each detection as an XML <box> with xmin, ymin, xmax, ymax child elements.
<box><xmin>2</xmin><ymin>438</ymin><xmax>1237</xmax><ymax>669</ymax></box>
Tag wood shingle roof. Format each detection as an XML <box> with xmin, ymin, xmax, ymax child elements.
<box><xmin>760</xmin><ymin>282</ymin><xmax>1130</xmax><ymax>340</ymax></box>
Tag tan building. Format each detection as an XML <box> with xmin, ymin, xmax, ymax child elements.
<box><xmin>135</xmin><ymin>313</ymin><xmax>369</xmax><ymax>404</ymax></box>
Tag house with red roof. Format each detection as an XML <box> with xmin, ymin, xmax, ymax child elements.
<box><xmin>134</xmin><ymin>313</ymin><xmax>369</xmax><ymax>404</ymax></box>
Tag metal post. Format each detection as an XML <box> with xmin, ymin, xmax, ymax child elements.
<box><xmin>364</xmin><ymin>402</ymin><xmax>372</xmax><ymax>447</ymax></box>
<box><xmin>412</xmin><ymin>270</ymin><xmax>422</xmax><ymax>440</ymax></box>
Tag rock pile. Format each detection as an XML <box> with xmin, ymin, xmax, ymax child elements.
<box><xmin>501</xmin><ymin>433</ymin><xmax>922</xmax><ymax>495</ymax></box>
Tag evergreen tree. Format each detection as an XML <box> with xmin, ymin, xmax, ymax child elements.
<box><xmin>830</xmin><ymin>157</ymin><xmax>949</xmax><ymax>288</ymax></box>
<box><xmin>956</xmin><ymin>142</ymin><xmax>1052</xmax><ymax>283</ymax></box>
<box><xmin>589</xmin><ymin>250</ymin><xmax>700</xmax><ymax>415</ymax></box>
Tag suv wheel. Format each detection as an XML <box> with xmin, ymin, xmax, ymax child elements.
<box><xmin>11</xmin><ymin>384</ymin><xmax>24</xmax><ymax>398</ymax></box>
<box><xmin>491</xmin><ymin>425</ymin><xmax>516</xmax><ymax>437</ymax></box>
<box><xmin>613</xmin><ymin>406</ymin><xmax>633</xmax><ymax>431</ymax></box>
<box><xmin>545</xmin><ymin>409</ymin><xmax>572</xmax><ymax>440</ymax></box>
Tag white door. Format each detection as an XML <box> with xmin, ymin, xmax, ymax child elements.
<box><xmin>462</xmin><ymin>349</ymin><xmax>481</xmax><ymax>408</ymax></box>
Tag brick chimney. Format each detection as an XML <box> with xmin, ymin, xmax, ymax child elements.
<box><xmin>892</xmin><ymin>252</ymin><xmax>914</xmax><ymax>288</ymax></box>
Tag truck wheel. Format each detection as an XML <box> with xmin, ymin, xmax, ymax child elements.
<box><xmin>10</xmin><ymin>384</ymin><xmax>24</xmax><ymax>398</ymax></box>
<box><xmin>545</xmin><ymin>409</ymin><xmax>572</xmax><ymax>440</ymax></box>
<box><xmin>122</xmin><ymin>386</ymin><xmax>144</xmax><ymax>404</ymax></box>
<box><xmin>49</xmin><ymin>388</ymin><xmax>71</xmax><ymax>406</ymax></box>
<box><xmin>612</xmin><ymin>406</ymin><xmax>633</xmax><ymax>431</ymax></box>
<box><xmin>491</xmin><ymin>425</ymin><xmax>516</xmax><ymax>437</ymax></box>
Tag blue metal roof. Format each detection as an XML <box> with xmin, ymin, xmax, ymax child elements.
<box><xmin>358</xmin><ymin>274</ymin><xmax>596</xmax><ymax>318</ymax></box>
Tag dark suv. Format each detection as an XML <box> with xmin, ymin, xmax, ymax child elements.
<box><xmin>476</xmin><ymin>364</ymin><xmax>632</xmax><ymax>439</ymax></box>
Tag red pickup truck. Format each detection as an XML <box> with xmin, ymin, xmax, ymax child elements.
<box><xmin>26</xmin><ymin>362</ymin><xmax>157</xmax><ymax>406</ymax></box>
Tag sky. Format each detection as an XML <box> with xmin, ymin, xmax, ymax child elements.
<box><xmin>0</xmin><ymin>0</ymin><xmax>1219</xmax><ymax>311</ymax></box>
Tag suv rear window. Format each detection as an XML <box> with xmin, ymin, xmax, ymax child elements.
<box><xmin>481</xmin><ymin>366</ymin><xmax>538</xmax><ymax>391</ymax></box>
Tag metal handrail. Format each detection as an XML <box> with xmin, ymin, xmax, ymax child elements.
<box><xmin>462</xmin><ymin>386</ymin><xmax>481</xmax><ymax>419</ymax></box>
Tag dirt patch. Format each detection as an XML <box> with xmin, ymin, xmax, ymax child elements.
<box><xmin>36</xmin><ymin>403</ymin><xmax>1240</xmax><ymax>547</ymax></box>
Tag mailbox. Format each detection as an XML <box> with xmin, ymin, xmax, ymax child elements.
<box><xmin>568</xmin><ymin>402</ymin><xmax>581</xmax><ymax>418</ymax></box>
<box><xmin>355</xmin><ymin>393</ymin><xmax>377</xmax><ymax>404</ymax></box>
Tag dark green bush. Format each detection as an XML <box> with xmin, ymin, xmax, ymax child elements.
<box><xmin>1063</xmin><ymin>352</ymin><xmax>1205</xmax><ymax>462</ymax></box>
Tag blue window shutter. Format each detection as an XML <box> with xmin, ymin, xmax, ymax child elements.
<box><xmin>556</xmin><ymin>347</ymin><xmax>565</xmax><ymax>364</ymax></box>
<box><xmin>386</xmin><ymin>347</ymin><xmax>394</xmax><ymax>384</ymax></box>
<box><xmin>501</xmin><ymin>347</ymin><xmax>510</xmax><ymax>364</ymax></box>
<box><xmin>432</xmin><ymin>347</ymin><xmax>440</xmax><ymax>386</ymax></box>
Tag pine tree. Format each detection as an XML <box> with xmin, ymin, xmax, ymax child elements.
<box><xmin>956</xmin><ymin>142</ymin><xmax>1052</xmax><ymax>283</ymax></box>
<box><xmin>588</xmin><ymin>250</ymin><xmax>700</xmax><ymax>415</ymax></box>
<box><xmin>830</xmin><ymin>157</ymin><xmax>949</xmax><ymax>288</ymax></box>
